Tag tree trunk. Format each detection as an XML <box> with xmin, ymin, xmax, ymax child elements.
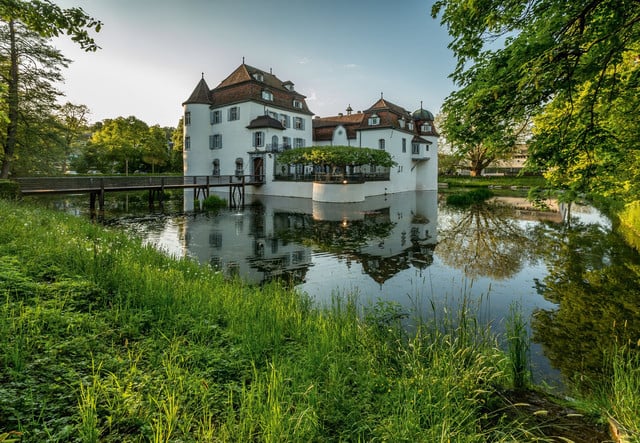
<box><xmin>1</xmin><ymin>20</ymin><xmax>19</xmax><ymax>179</ymax></box>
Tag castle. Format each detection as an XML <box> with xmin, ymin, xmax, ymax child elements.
<box><xmin>183</xmin><ymin>63</ymin><xmax>438</xmax><ymax>202</ymax></box>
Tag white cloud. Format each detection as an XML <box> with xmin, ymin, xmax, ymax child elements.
<box><xmin>343</xmin><ymin>63</ymin><xmax>359</xmax><ymax>69</ymax></box>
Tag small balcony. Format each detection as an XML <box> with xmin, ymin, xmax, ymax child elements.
<box><xmin>411</xmin><ymin>144</ymin><xmax>431</xmax><ymax>161</ymax></box>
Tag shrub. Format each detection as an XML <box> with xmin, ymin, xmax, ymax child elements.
<box><xmin>446</xmin><ymin>188</ymin><xmax>494</xmax><ymax>206</ymax></box>
<box><xmin>0</xmin><ymin>180</ymin><xmax>20</xmax><ymax>200</ymax></box>
<box><xmin>201</xmin><ymin>194</ymin><xmax>227</xmax><ymax>211</ymax></box>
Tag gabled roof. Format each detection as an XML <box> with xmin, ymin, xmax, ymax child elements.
<box><xmin>183</xmin><ymin>77</ymin><xmax>211</xmax><ymax>105</ymax></box>
<box><xmin>366</xmin><ymin>98</ymin><xmax>412</xmax><ymax>118</ymax></box>
<box><xmin>312</xmin><ymin>113</ymin><xmax>364</xmax><ymax>140</ymax></box>
<box><xmin>211</xmin><ymin>64</ymin><xmax>313</xmax><ymax>115</ymax></box>
<box><xmin>217</xmin><ymin>64</ymin><xmax>302</xmax><ymax>95</ymax></box>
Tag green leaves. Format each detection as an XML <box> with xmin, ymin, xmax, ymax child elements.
<box><xmin>0</xmin><ymin>0</ymin><xmax>101</xmax><ymax>51</ymax></box>
<box><xmin>276</xmin><ymin>145</ymin><xmax>397</xmax><ymax>168</ymax></box>
<box><xmin>435</xmin><ymin>0</ymin><xmax>640</xmax><ymax>202</ymax></box>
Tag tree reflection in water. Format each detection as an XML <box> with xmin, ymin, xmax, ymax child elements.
<box><xmin>528</xmin><ymin>220</ymin><xmax>640</xmax><ymax>387</ymax></box>
<box><xmin>436</xmin><ymin>203</ymin><xmax>534</xmax><ymax>280</ymax></box>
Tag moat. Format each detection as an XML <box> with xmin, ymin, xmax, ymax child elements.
<box><xmin>33</xmin><ymin>190</ymin><xmax>640</xmax><ymax>390</ymax></box>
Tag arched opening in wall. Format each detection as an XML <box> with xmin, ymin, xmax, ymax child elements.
<box><xmin>253</xmin><ymin>156</ymin><xmax>264</xmax><ymax>182</ymax></box>
<box><xmin>212</xmin><ymin>159</ymin><xmax>220</xmax><ymax>176</ymax></box>
<box><xmin>235</xmin><ymin>157</ymin><xmax>244</xmax><ymax>178</ymax></box>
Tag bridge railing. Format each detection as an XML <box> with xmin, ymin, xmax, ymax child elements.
<box><xmin>14</xmin><ymin>175</ymin><xmax>259</xmax><ymax>193</ymax></box>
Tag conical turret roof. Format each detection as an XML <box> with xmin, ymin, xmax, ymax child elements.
<box><xmin>183</xmin><ymin>77</ymin><xmax>211</xmax><ymax>105</ymax></box>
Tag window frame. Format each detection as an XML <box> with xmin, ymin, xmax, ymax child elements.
<box><xmin>253</xmin><ymin>131</ymin><xmax>265</xmax><ymax>147</ymax></box>
<box><xmin>228</xmin><ymin>106</ymin><xmax>240</xmax><ymax>121</ymax></box>
<box><xmin>209</xmin><ymin>134</ymin><xmax>222</xmax><ymax>150</ymax></box>
<box><xmin>210</xmin><ymin>110</ymin><xmax>221</xmax><ymax>124</ymax></box>
<box><xmin>293</xmin><ymin>117</ymin><xmax>305</xmax><ymax>130</ymax></box>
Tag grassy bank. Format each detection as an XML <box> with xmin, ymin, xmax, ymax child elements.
<box><xmin>0</xmin><ymin>200</ymin><xmax>620</xmax><ymax>441</ymax></box>
<box><xmin>439</xmin><ymin>175</ymin><xmax>547</xmax><ymax>189</ymax></box>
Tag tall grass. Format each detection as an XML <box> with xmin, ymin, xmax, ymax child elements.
<box><xmin>506</xmin><ymin>302</ymin><xmax>531</xmax><ymax>390</ymax></box>
<box><xmin>0</xmin><ymin>199</ymin><xmax>607</xmax><ymax>441</ymax></box>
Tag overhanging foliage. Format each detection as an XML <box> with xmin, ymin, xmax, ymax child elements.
<box><xmin>276</xmin><ymin>145</ymin><xmax>396</xmax><ymax>168</ymax></box>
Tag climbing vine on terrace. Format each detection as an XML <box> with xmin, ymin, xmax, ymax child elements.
<box><xmin>276</xmin><ymin>145</ymin><xmax>396</xmax><ymax>171</ymax></box>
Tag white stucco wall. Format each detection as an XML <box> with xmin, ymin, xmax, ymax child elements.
<box><xmin>184</xmin><ymin>101</ymin><xmax>313</xmax><ymax>179</ymax></box>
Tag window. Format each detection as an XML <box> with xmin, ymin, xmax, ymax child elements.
<box><xmin>399</xmin><ymin>118</ymin><xmax>405</xmax><ymax>129</ymax></box>
<box><xmin>184</xmin><ymin>111</ymin><xmax>191</xmax><ymax>125</ymax></box>
<box><xmin>378</xmin><ymin>139</ymin><xmax>385</xmax><ymax>150</ymax></box>
<box><xmin>270</xmin><ymin>135</ymin><xmax>278</xmax><ymax>150</ymax></box>
<box><xmin>283</xmin><ymin>136</ymin><xmax>291</xmax><ymax>149</ymax></box>
<box><xmin>421</xmin><ymin>123</ymin><xmax>432</xmax><ymax>132</ymax></box>
<box><xmin>294</xmin><ymin>138</ymin><xmax>305</xmax><ymax>148</ymax></box>
<box><xmin>293</xmin><ymin>117</ymin><xmax>304</xmax><ymax>130</ymax></box>
<box><xmin>262</xmin><ymin>90</ymin><xmax>273</xmax><ymax>101</ymax></box>
<box><xmin>268</xmin><ymin>111</ymin><xmax>278</xmax><ymax>120</ymax></box>
<box><xmin>228</xmin><ymin>106</ymin><xmax>240</xmax><ymax>121</ymax></box>
<box><xmin>253</xmin><ymin>72</ymin><xmax>264</xmax><ymax>82</ymax></box>
<box><xmin>402</xmin><ymin>138</ymin><xmax>407</xmax><ymax>153</ymax></box>
<box><xmin>212</xmin><ymin>159</ymin><xmax>220</xmax><ymax>176</ymax></box>
<box><xmin>209</xmin><ymin>134</ymin><xmax>222</xmax><ymax>149</ymax></box>
<box><xmin>368</xmin><ymin>114</ymin><xmax>380</xmax><ymax>126</ymax></box>
<box><xmin>408</xmin><ymin>122</ymin><xmax>414</xmax><ymax>130</ymax></box>
<box><xmin>210</xmin><ymin>110</ymin><xmax>221</xmax><ymax>124</ymax></box>
<box><xmin>184</xmin><ymin>136</ymin><xmax>191</xmax><ymax>150</ymax></box>
<box><xmin>293</xmin><ymin>99</ymin><xmax>302</xmax><ymax>109</ymax></box>
<box><xmin>412</xmin><ymin>143</ymin><xmax>420</xmax><ymax>155</ymax></box>
<box><xmin>254</xmin><ymin>131</ymin><xmax>264</xmax><ymax>147</ymax></box>
<box><xmin>280</xmin><ymin>114</ymin><xmax>290</xmax><ymax>128</ymax></box>
<box><xmin>235</xmin><ymin>158</ymin><xmax>243</xmax><ymax>177</ymax></box>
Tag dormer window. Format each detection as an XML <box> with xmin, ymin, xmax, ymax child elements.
<box><xmin>284</xmin><ymin>81</ymin><xmax>294</xmax><ymax>91</ymax></box>
<box><xmin>253</xmin><ymin>72</ymin><xmax>264</xmax><ymax>82</ymax></box>
<box><xmin>399</xmin><ymin>118</ymin><xmax>405</xmax><ymax>129</ymax></box>
<box><xmin>421</xmin><ymin>123</ymin><xmax>432</xmax><ymax>132</ymax></box>
<box><xmin>293</xmin><ymin>99</ymin><xmax>303</xmax><ymax>109</ymax></box>
<box><xmin>262</xmin><ymin>90</ymin><xmax>273</xmax><ymax>101</ymax></box>
<box><xmin>368</xmin><ymin>113</ymin><xmax>380</xmax><ymax>126</ymax></box>
<box><xmin>408</xmin><ymin>121</ymin><xmax>414</xmax><ymax>131</ymax></box>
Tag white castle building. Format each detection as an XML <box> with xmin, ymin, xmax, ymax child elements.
<box><xmin>183</xmin><ymin>63</ymin><xmax>438</xmax><ymax>202</ymax></box>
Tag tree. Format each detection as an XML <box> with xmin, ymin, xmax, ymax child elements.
<box><xmin>169</xmin><ymin>118</ymin><xmax>184</xmax><ymax>172</ymax></box>
<box><xmin>276</xmin><ymin>145</ymin><xmax>396</xmax><ymax>178</ymax></box>
<box><xmin>143</xmin><ymin>125</ymin><xmax>170</xmax><ymax>173</ymax></box>
<box><xmin>438</xmin><ymin>65</ymin><xmax>523</xmax><ymax>176</ymax></box>
<box><xmin>55</xmin><ymin>102</ymin><xmax>90</xmax><ymax>173</ymax></box>
<box><xmin>91</xmin><ymin>116</ymin><xmax>149</xmax><ymax>175</ymax></box>
<box><xmin>431</xmin><ymin>0</ymin><xmax>640</xmax><ymax>198</ymax></box>
<box><xmin>0</xmin><ymin>0</ymin><xmax>101</xmax><ymax>178</ymax></box>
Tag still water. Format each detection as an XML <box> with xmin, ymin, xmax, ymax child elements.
<box><xmin>35</xmin><ymin>190</ymin><xmax>640</xmax><ymax>389</ymax></box>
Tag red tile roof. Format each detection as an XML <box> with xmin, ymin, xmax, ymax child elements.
<box><xmin>211</xmin><ymin>64</ymin><xmax>314</xmax><ymax>115</ymax></box>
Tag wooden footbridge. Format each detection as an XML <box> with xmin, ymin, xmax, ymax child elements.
<box><xmin>15</xmin><ymin>175</ymin><xmax>263</xmax><ymax>211</ymax></box>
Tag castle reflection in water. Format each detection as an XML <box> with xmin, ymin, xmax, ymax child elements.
<box><xmin>181</xmin><ymin>191</ymin><xmax>438</xmax><ymax>287</ymax></box>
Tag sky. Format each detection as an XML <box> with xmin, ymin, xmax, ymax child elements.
<box><xmin>51</xmin><ymin>0</ymin><xmax>457</xmax><ymax>128</ymax></box>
